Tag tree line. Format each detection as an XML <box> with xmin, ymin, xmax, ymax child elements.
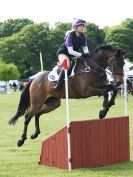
<box><xmin>0</xmin><ymin>18</ymin><xmax>133</xmax><ymax>80</ymax></box>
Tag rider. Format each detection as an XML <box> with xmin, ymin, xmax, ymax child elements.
<box><xmin>53</xmin><ymin>18</ymin><xmax>90</xmax><ymax>91</ymax></box>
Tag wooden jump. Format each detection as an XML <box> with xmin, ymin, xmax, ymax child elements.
<box><xmin>39</xmin><ymin>116</ymin><xmax>130</xmax><ymax>169</ymax></box>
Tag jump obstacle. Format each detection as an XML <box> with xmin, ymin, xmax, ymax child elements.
<box><xmin>39</xmin><ymin>116</ymin><xmax>130</xmax><ymax>169</ymax></box>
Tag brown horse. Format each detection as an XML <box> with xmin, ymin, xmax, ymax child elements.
<box><xmin>9</xmin><ymin>45</ymin><xmax>126</xmax><ymax>147</ymax></box>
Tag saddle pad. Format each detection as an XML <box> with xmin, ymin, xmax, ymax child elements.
<box><xmin>48</xmin><ymin>65</ymin><xmax>75</xmax><ymax>81</ymax></box>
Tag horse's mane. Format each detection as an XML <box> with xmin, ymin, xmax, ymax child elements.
<box><xmin>90</xmin><ymin>44</ymin><xmax>114</xmax><ymax>57</ymax></box>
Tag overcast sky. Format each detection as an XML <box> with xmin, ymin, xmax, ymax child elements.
<box><xmin>0</xmin><ymin>0</ymin><xmax>133</xmax><ymax>28</ymax></box>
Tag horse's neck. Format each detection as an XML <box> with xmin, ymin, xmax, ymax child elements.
<box><xmin>74</xmin><ymin>52</ymin><xmax>109</xmax><ymax>73</ymax></box>
<box><xmin>74</xmin><ymin>59</ymin><xmax>85</xmax><ymax>73</ymax></box>
<box><xmin>91</xmin><ymin>53</ymin><xmax>108</xmax><ymax>69</ymax></box>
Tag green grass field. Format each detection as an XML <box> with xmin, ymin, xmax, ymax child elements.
<box><xmin>0</xmin><ymin>91</ymin><xmax>133</xmax><ymax>177</ymax></box>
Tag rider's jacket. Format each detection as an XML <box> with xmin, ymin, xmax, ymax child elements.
<box><xmin>57</xmin><ymin>31</ymin><xmax>88</xmax><ymax>57</ymax></box>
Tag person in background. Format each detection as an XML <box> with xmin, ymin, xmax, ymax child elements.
<box><xmin>53</xmin><ymin>18</ymin><xmax>90</xmax><ymax>90</ymax></box>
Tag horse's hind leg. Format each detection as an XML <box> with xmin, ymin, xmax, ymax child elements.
<box><xmin>31</xmin><ymin>97</ymin><xmax>61</xmax><ymax>139</ymax></box>
<box><xmin>17</xmin><ymin>110</ymin><xmax>35</xmax><ymax>147</ymax></box>
<box><xmin>31</xmin><ymin>114</ymin><xmax>41</xmax><ymax>139</ymax></box>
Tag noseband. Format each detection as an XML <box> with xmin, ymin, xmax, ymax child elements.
<box><xmin>108</xmin><ymin>55</ymin><xmax>124</xmax><ymax>76</ymax></box>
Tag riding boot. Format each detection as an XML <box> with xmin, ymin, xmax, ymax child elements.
<box><xmin>53</xmin><ymin>69</ymin><xmax>65</xmax><ymax>90</ymax></box>
<box><xmin>67</xmin><ymin>60</ymin><xmax>75</xmax><ymax>76</ymax></box>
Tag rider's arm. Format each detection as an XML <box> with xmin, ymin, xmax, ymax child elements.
<box><xmin>83</xmin><ymin>46</ymin><xmax>89</xmax><ymax>54</ymax></box>
<box><xmin>82</xmin><ymin>36</ymin><xmax>89</xmax><ymax>54</ymax></box>
<box><xmin>65</xmin><ymin>34</ymin><xmax>82</xmax><ymax>57</ymax></box>
<box><xmin>68</xmin><ymin>47</ymin><xmax>82</xmax><ymax>57</ymax></box>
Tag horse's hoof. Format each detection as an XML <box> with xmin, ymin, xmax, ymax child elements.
<box><xmin>31</xmin><ymin>131</ymin><xmax>40</xmax><ymax>139</ymax></box>
<box><xmin>31</xmin><ymin>133</ymin><xmax>38</xmax><ymax>139</ymax></box>
<box><xmin>17</xmin><ymin>139</ymin><xmax>24</xmax><ymax>147</ymax></box>
<box><xmin>99</xmin><ymin>110</ymin><xmax>106</xmax><ymax>119</ymax></box>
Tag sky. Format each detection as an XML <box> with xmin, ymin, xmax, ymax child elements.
<box><xmin>0</xmin><ymin>0</ymin><xmax>133</xmax><ymax>28</ymax></box>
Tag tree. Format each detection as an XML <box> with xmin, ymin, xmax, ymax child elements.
<box><xmin>0</xmin><ymin>23</ymin><xmax>51</xmax><ymax>78</ymax></box>
<box><xmin>104</xmin><ymin>24</ymin><xmax>133</xmax><ymax>60</ymax></box>
<box><xmin>0</xmin><ymin>18</ymin><xmax>34</xmax><ymax>38</ymax></box>
<box><xmin>0</xmin><ymin>60</ymin><xmax>20</xmax><ymax>81</ymax></box>
<box><xmin>46</xmin><ymin>22</ymin><xmax>71</xmax><ymax>68</ymax></box>
<box><xmin>121</xmin><ymin>18</ymin><xmax>133</xmax><ymax>29</ymax></box>
<box><xmin>85</xmin><ymin>22</ymin><xmax>105</xmax><ymax>51</ymax></box>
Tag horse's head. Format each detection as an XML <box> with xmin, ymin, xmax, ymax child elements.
<box><xmin>92</xmin><ymin>45</ymin><xmax>126</xmax><ymax>86</ymax></box>
<box><xmin>107</xmin><ymin>47</ymin><xmax>127</xmax><ymax>86</ymax></box>
<box><xmin>74</xmin><ymin>45</ymin><xmax>127</xmax><ymax>86</ymax></box>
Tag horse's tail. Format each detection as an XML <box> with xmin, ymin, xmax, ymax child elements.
<box><xmin>8</xmin><ymin>81</ymin><xmax>32</xmax><ymax>125</ymax></box>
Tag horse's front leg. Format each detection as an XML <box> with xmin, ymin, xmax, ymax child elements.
<box><xmin>99</xmin><ymin>92</ymin><xmax>109</xmax><ymax>119</ymax></box>
<box><xmin>108</xmin><ymin>88</ymin><xmax>118</xmax><ymax>107</ymax></box>
<box><xmin>84</xmin><ymin>85</ymin><xmax>116</xmax><ymax>119</ymax></box>
<box><xmin>99</xmin><ymin>85</ymin><xmax>118</xmax><ymax>119</ymax></box>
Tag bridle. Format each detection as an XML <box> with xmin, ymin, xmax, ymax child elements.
<box><xmin>71</xmin><ymin>53</ymin><xmax>124</xmax><ymax>78</ymax></box>
<box><xmin>71</xmin><ymin>56</ymin><xmax>112</xmax><ymax>76</ymax></box>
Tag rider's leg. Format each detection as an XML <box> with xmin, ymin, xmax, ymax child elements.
<box><xmin>53</xmin><ymin>54</ymin><xmax>70</xmax><ymax>91</ymax></box>
<box><xmin>53</xmin><ymin>69</ymin><xmax>65</xmax><ymax>90</ymax></box>
<box><xmin>67</xmin><ymin>60</ymin><xmax>75</xmax><ymax>76</ymax></box>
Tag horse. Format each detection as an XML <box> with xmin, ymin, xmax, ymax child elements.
<box><xmin>8</xmin><ymin>44</ymin><xmax>126</xmax><ymax>147</ymax></box>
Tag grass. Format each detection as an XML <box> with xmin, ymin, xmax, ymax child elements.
<box><xmin>0</xmin><ymin>91</ymin><xmax>133</xmax><ymax>177</ymax></box>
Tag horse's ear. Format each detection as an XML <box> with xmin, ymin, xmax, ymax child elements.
<box><xmin>122</xmin><ymin>50</ymin><xmax>128</xmax><ymax>54</ymax></box>
<box><xmin>116</xmin><ymin>49</ymin><xmax>128</xmax><ymax>56</ymax></box>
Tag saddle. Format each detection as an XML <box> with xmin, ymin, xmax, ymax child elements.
<box><xmin>48</xmin><ymin>58</ymin><xmax>90</xmax><ymax>81</ymax></box>
<box><xmin>48</xmin><ymin>62</ymin><xmax>75</xmax><ymax>81</ymax></box>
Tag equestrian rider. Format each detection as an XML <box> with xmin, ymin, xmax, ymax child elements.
<box><xmin>53</xmin><ymin>18</ymin><xmax>90</xmax><ymax>91</ymax></box>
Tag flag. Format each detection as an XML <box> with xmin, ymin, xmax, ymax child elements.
<box><xmin>60</xmin><ymin>58</ymin><xmax>71</xmax><ymax>169</ymax></box>
<box><xmin>60</xmin><ymin>59</ymin><xmax>68</xmax><ymax>70</ymax></box>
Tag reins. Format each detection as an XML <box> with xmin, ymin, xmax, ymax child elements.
<box><xmin>72</xmin><ymin>56</ymin><xmax>113</xmax><ymax>77</ymax></box>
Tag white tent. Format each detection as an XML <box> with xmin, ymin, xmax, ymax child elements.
<box><xmin>123</xmin><ymin>60</ymin><xmax>133</xmax><ymax>82</ymax></box>
<box><xmin>127</xmin><ymin>70</ymin><xmax>133</xmax><ymax>82</ymax></box>
<box><xmin>124</xmin><ymin>59</ymin><xmax>133</xmax><ymax>72</ymax></box>
<box><xmin>127</xmin><ymin>69</ymin><xmax>133</xmax><ymax>76</ymax></box>
<box><xmin>0</xmin><ymin>81</ymin><xmax>7</xmax><ymax>92</ymax></box>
